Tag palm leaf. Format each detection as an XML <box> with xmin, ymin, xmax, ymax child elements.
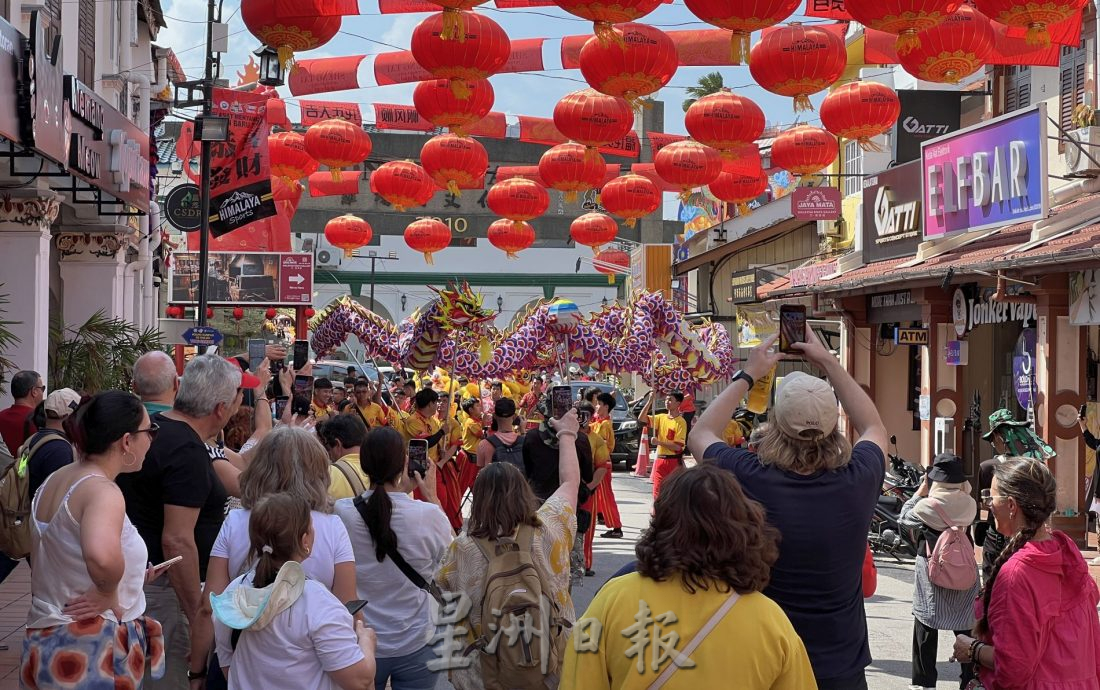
<box><xmin>50</xmin><ymin>310</ymin><xmax>165</xmax><ymax>394</ymax></box>
<box><xmin>0</xmin><ymin>288</ymin><xmax>20</xmax><ymax>395</ymax></box>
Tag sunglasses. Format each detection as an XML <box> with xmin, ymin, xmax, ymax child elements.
<box><xmin>979</xmin><ymin>488</ymin><xmax>1007</xmax><ymax>507</ymax></box>
<box><xmin>133</xmin><ymin>423</ymin><xmax>160</xmax><ymax>441</ymax></box>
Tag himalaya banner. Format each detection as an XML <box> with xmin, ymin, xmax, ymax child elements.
<box><xmin>922</xmin><ymin>103</ymin><xmax>1048</xmax><ymax>239</ymax></box>
<box><xmin>208</xmin><ymin>88</ymin><xmax>277</xmax><ymax>237</ymax></box>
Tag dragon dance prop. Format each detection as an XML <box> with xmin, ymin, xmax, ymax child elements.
<box><xmin>309</xmin><ymin>284</ymin><xmax>736</xmax><ymax>390</ymax></box>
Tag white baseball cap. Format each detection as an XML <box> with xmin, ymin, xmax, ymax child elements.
<box><xmin>772</xmin><ymin>372</ymin><xmax>839</xmax><ymax>439</ymax></box>
<box><xmin>44</xmin><ymin>388</ymin><xmax>81</xmax><ymax>419</ymax></box>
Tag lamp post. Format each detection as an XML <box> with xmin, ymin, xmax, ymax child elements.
<box><xmin>256</xmin><ymin>45</ymin><xmax>286</xmax><ymax>87</ymax></box>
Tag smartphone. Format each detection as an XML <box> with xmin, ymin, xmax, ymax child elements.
<box><xmin>293</xmin><ymin>339</ymin><xmax>310</xmax><ymax>371</ymax></box>
<box><xmin>154</xmin><ymin>555</ymin><xmax>183</xmax><ymax>571</ymax></box>
<box><xmin>274</xmin><ymin>396</ymin><xmax>290</xmax><ymax>419</ymax></box>
<box><xmin>248</xmin><ymin>339</ymin><xmax>266</xmax><ymax>372</ymax></box>
<box><xmin>779</xmin><ymin>305</ymin><xmax>807</xmax><ymax>354</ymax></box>
<box><xmin>293</xmin><ymin>374</ymin><xmax>314</xmax><ymax>397</ymax></box>
<box><xmin>345</xmin><ymin>599</ymin><xmax>369</xmax><ymax>616</ymax></box>
<box><xmin>291</xmin><ymin>394</ymin><xmax>312</xmax><ymax>417</ymax></box>
<box><xmin>407</xmin><ymin>439</ymin><xmax>429</xmax><ymax>479</ymax></box>
<box><xmin>550</xmin><ymin>385</ymin><xmax>573</xmax><ymax>420</ymax></box>
<box><xmin>1082</xmin><ymin>403</ymin><xmax>1089</xmax><ymax>419</ymax></box>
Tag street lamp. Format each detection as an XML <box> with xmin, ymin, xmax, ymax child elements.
<box><xmin>497</xmin><ymin>295</ymin><xmax>504</xmax><ymax>311</ymax></box>
<box><xmin>255</xmin><ymin>45</ymin><xmax>285</xmax><ymax>87</ymax></box>
<box><xmin>602</xmin><ymin>296</ymin><xmax>608</xmax><ymax>307</ymax></box>
<box><xmin>400</xmin><ymin>294</ymin><xmax>407</xmax><ymax>311</ymax></box>
<box><xmin>194</xmin><ymin>114</ymin><xmax>229</xmax><ymax>142</ymax></box>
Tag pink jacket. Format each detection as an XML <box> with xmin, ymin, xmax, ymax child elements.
<box><xmin>977</xmin><ymin>531</ymin><xmax>1100</xmax><ymax>689</ymax></box>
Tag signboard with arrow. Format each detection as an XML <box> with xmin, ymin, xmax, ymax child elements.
<box><xmin>167</xmin><ymin>251</ymin><xmax>314</xmax><ymax>306</ymax></box>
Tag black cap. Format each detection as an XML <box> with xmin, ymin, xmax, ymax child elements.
<box><xmin>494</xmin><ymin>398</ymin><xmax>516</xmax><ymax>418</ymax></box>
<box><xmin>926</xmin><ymin>453</ymin><xmax>966</xmax><ymax>484</ymax></box>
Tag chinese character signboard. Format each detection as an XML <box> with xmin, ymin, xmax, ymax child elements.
<box><xmin>208</xmin><ymin>88</ymin><xmax>277</xmax><ymax>237</ymax></box>
<box><xmin>922</xmin><ymin>104</ymin><xmax>1048</xmax><ymax>239</ymax></box>
<box><xmin>792</xmin><ymin>186</ymin><xmax>841</xmax><ymax>220</ymax></box>
<box><xmin>169</xmin><ymin>252</ymin><xmax>314</xmax><ymax>306</ymax></box>
<box><xmin>729</xmin><ymin>269</ymin><xmax>772</xmax><ymax>304</ymax></box>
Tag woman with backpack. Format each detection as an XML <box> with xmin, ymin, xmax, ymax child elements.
<box><xmin>211</xmin><ymin>493</ymin><xmax>377</xmax><ymax>690</ymax></box>
<box><xmin>334</xmin><ymin>426</ymin><xmax>453</xmax><ymax>690</ymax></box>
<box><xmin>436</xmin><ymin>408</ymin><xmax>581</xmax><ymax>690</ymax></box>
<box><xmin>476</xmin><ymin>398</ymin><xmax>524</xmax><ymax>472</ymax></box>
<box><xmin>898</xmin><ymin>453</ymin><xmax>980</xmax><ymax>690</ymax></box>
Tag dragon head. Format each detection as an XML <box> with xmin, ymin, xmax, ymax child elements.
<box><xmin>430</xmin><ymin>282</ymin><xmax>496</xmax><ymax>331</ymax></box>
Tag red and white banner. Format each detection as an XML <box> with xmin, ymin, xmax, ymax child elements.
<box><xmin>865</xmin><ymin>25</ymin><xmax>1060</xmax><ymax>67</ymax></box>
<box><xmin>562</xmin><ymin>28</ymin><xmax>772</xmax><ymax>69</ymax></box>
<box><xmin>803</xmin><ymin>0</ymin><xmax>851</xmax><ymax>20</ymax></box>
<box><xmin>373</xmin><ymin>103</ymin><xmax>435</xmax><ymax>131</ymax></box>
<box><xmin>465</xmin><ymin>112</ymin><xmax>508</xmax><ymax>138</ymax></box>
<box><xmin>288</xmin><ymin>55</ymin><xmax>367</xmax><ymax>96</ymax></box>
<box><xmin>517</xmin><ymin>116</ymin><xmax>640</xmax><ymax>157</ymax></box>
<box><xmin>270</xmin><ymin>0</ymin><xmax>359</xmax><ymax>16</ymax></box>
<box><xmin>374</xmin><ymin>38</ymin><xmax>544</xmax><ymax>87</ymax></box>
<box><xmin>647</xmin><ymin>132</ymin><xmax>687</xmax><ymax>154</ymax></box>
<box><xmin>308</xmin><ymin>171</ymin><xmax>364</xmax><ymax>197</ymax></box>
<box><xmin>378</xmin><ymin>0</ymin><xmax>438</xmax><ymax>11</ymax></box>
<box><xmin>299</xmin><ymin>100</ymin><xmax>363</xmax><ymax>126</ymax></box>
<box><xmin>630</xmin><ymin>163</ymin><xmax>681</xmax><ymax>192</ymax></box>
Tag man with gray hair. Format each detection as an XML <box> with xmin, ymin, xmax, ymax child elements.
<box><xmin>117</xmin><ymin>354</ymin><xmax>257</xmax><ymax>688</ymax></box>
<box><xmin>133</xmin><ymin>351</ymin><xmax>179</xmax><ymax>416</ymax></box>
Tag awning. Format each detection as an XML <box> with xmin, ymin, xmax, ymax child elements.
<box><xmin>673</xmin><ymin>194</ymin><xmax>809</xmax><ymax>274</ymax></box>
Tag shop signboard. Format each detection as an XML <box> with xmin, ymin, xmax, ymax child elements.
<box><xmin>861</xmin><ymin>161</ymin><xmax>922</xmax><ymax>263</ymax></box>
<box><xmin>867</xmin><ymin>289</ymin><xmax>922</xmax><ymax>323</ymax></box>
<box><xmin>19</xmin><ymin>11</ymin><xmax>67</xmax><ymax>167</ymax></box>
<box><xmin>922</xmin><ymin>104</ymin><xmax>1048</xmax><ymax>239</ymax></box>
<box><xmin>729</xmin><ymin>269</ymin><xmax>774</xmax><ymax>305</ymax></box>
<box><xmin>792</xmin><ymin>186</ymin><xmax>841</xmax><ymax>220</ymax></box>
<box><xmin>894</xmin><ymin>90</ymin><xmax>963</xmax><ymax>164</ymax></box>
<box><xmin>164</xmin><ymin>184</ymin><xmax>203</xmax><ymax>231</ymax></box>
<box><xmin>952</xmin><ymin>286</ymin><xmax>1036</xmax><ymax>336</ymax></box>
<box><xmin>1012</xmin><ymin>328</ymin><xmax>1036</xmax><ymax>411</ymax></box>
<box><xmin>945</xmin><ymin>340</ymin><xmax>968</xmax><ymax>366</ymax></box>
<box><xmin>787</xmin><ymin>259</ymin><xmax>838</xmax><ymax>288</ymax></box>
<box><xmin>1069</xmin><ymin>270</ymin><xmax>1100</xmax><ymax>325</ymax></box>
<box><xmin>168</xmin><ymin>251</ymin><xmax>314</xmax><ymax>306</ymax></box>
<box><xmin>895</xmin><ymin>327</ymin><xmax>929</xmax><ymax>346</ymax></box>
<box><xmin>0</xmin><ymin>16</ymin><xmax>22</xmax><ymax>145</ymax></box>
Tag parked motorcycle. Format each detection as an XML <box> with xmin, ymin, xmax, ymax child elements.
<box><xmin>868</xmin><ymin>436</ymin><xmax>924</xmax><ymax>561</ymax></box>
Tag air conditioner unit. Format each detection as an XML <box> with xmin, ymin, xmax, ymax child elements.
<box><xmin>315</xmin><ymin>236</ymin><xmax>343</xmax><ymax>269</ymax></box>
<box><xmin>169</xmin><ymin>160</ymin><xmax>182</xmax><ymax>174</ymax></box>
<box><xmin>1064</xmin><ymin>126</ymin><xmax>1100</xmax><ymax>177</ymax></box>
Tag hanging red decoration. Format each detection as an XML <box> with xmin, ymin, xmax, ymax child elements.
<box><xmin>898</xmin><ymin>6</ymin><xmax>995</xmax><ymax>83</ymax></box>
<box><xmin>973</xmin><ymin>0</ymin><xmax>1086</xmax><ymax>45</ymax></box>
<box><xmin>724</xmin><ymin>143</ymin><xmax>762</xmax><ymax>171</ymax></box>
<box><xmin>570</xmin><ymin>213</ymin><xmax>620</xmax><ymax>253</ymax></box>
<box><xmin>269</xmin><ymin>132</ymin><xmax>319</xmax><ymax>182</ymax></box>
<box><xmin>684</xmin><ymin>89</ymin><xmax>766</xmax><ymax>158</ymax></box>
<box><xmin>654</xmin><ymin>140</ymin><xmax>723</xmax><ymax>199</ymax></box>
<box><xmin>370</xmin><ymin>161</ymin><xmax>434</xmax><ymax>211</ymax></box>
<box><xmin>304</xmin><ymin>308</ymin><xmax>316</xmax><ymax>319</ymax></box>
<box><xmin>538</xmin><ymin>143</ymin><xmax>607</xmax><ymax>202</ymax></box>
<box><xmin>421</xmin><ymin>134</ymin><xmax>489</xmax><ymax>197</ymax></box>
<box><xmin>166</xmin><ymin>305</ymin><xmax>182</xmax><ymax>318</ymax></box>
<box><xmin>272</xmin><ymin>176</ymin><xmax>304</xmax><ymax>219</ymax></box>
<box><xmin>708</xmin><ymin>168</ymin><xmax>769</xmax><ymax>215</ymax></box>
<box><xmin>488</xmin><ymin>219</ymin><xmax>536</xmax><ymax>258</ymax></box>
<box><xmin>325</xmin><ymin>215</ymin><xmax>374</xmax><ymax>258</ymax></box>
<box><xmin>304</xmin><ymin>119</ymin><xmax>372</xmax><ymax>181</ymax></box>
<box><xmin>241</xmin><ymin>0</ymin><xmax>341</xmax><ymax>68</ymax></box>
<box><xmin>682</xmin><ymin>0</ymin><xmax>800</xmax><ymax>64</ymax></box>
<box><xmin>578</xmin><ymin>23</ymin><xmax>679</xmax><ymax>109</ymax></box>
<box><xmin>553</xmin><ymin>89</ymin><xmax>634</xmax><ymax>163</ymax></box>
<box><xmin>410</xmin><ymin>12</ymin><xmax>511</xmax><ymax>99</ymax></box>
<box><xmin>845</xmin><ymin>0</ymin><xmax>962</xmax><ymax>55</ymax></box>
<box><xmin>405</xmin><ymin>218</ymin><xmax>453</xmax><ymax>265</ymax></box>
<box><xmin>413</xmin><ymin>78</ymin><xmax>495</xmax><ymax>134</ymax></box>
<box><xmin>232</xmin><ymin>307</ymin><xmax>245</xmax><ymax>321</ymax></box>
<box><xmin>593</xmin><ymin>248</ymin><xmax>630</xmax><ymax>284</ymax></box>
<box><xmin>207</xmin><ymin>307</ymin><xmax>215</xmax><ymax>319</ymax></box>
<box><xmin>770</xmin><ymin>126</ymin><xmax>839</xmax><ymax>176</ymax></box>
<box><xmin>553</xmin><ymin>0</ymin><xmax>663</xmax><ymax>46</ymax></box>
<box><xmin>265</xmin><ymin>308</ymin><xmax>278</xmax><ymax>319</ymax></box>
<box><xmin>486</xmin><ymin>178</ymin><xmax>550</xmax><ymax>230</ymax></box>
<box><xmin>819</xmin><ymin>82</ymin><xmax>901</xmax><ymax>151</ymax></box>
<box><xmin>599</xmin><ymin>174</ymin><xmax>661</xmax><ymax>228</ymax></box>
<box><xmin>749</xmin><ymin>23</ymin><xmax>848</xmax><ymax>111</ymax></box>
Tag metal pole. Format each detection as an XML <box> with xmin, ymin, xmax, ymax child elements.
<box><xmin>195</xmin><ymin>0</ymin><xmax>217</xmax><ymax>332</ymax></box>
<box><xmin>369</xmin><ymin>257</ymin><xmax>376</xmax><ymax>313</ymax></box>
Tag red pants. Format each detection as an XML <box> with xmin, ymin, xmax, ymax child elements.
<box><xmin>594</xmin><ymin>472</ymin><xmax>621</xmax><ymax>529</ymax></box>
<box><xmin>415</xmin><ymin>461</ymin><xmax>463</xmax><ymax>531</ymax></box>
<box><xmin>581</xmin><ymin>495</ymin><xmax>595</xmax><ymax>570</ymax></box>
<box><xmin>651</xmin><ymin>456</ymin><xmax>683</xmax><ymax>502</ymax></box>
<box><xmin>457</xmin><ymin>451</ymin><xmax>481</xmax><ymax>497</ymax></box>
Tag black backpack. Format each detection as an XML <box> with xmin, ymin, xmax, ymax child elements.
<box><xmin>488</xmin><ymin>435</ymin><xmax>525</xmax><ymax>474</ymax></box>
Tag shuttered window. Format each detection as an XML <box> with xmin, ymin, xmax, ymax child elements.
<box><xmin>1061</xmin><ymin>45</ymin><xmax>1088</xmax><ymax>129</ymax></box>
<box><xmin>78</xmin><ymin>0</ymin><xmax>95</xmax><ymax>86</ymax></box>
<box><xmin>43</xmin><ymin>0</ymin><xmax>60</xmax><ymax>52</ymax></box>
<box><xmin>1003</xmin><ymin>66</ymin><xmax>1031</xmax><ymax>113</ymax></box>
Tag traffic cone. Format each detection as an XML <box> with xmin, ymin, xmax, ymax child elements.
<box><xmin>633</xmin><ymin>426</ymin><xmax>650</xmax><ymax>478</ymax></box>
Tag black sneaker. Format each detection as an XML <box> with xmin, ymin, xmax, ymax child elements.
<box><xmin>585</xmin><ymin>569</ymin><xmax>595</xmax><ymax>577</ymax></box>
<box><xmin>600</xmin><ymin>528</ymin><xmax>623</xmax><ymax>539</ymax></box>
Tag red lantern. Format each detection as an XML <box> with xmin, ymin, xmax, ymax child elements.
<box><xmin>232</xmin><ymin>307</ymin><xmax>245</xmax><ymax>321</ymax></box>
<box><xmin>405</xmin><ymin>218</ymin><xmax>453</xmax><ymax>265</ymax></box>
<box><xmin>304</xmin><ymin>119</ymin><xmax>372</xmax><ymax>181</ymax></box>
<box><xmin>266</xmin><ymin>308</ymin><xmax>278</xmax><ymax>319</ymax></box>
<box><xmin>411</xmin><ymin>12</ymin><xmax>511</xmax><ymax>99</ymax></box>
<box><xmin>593</xmin><ymin>248</ymin><xmax>630</xmax><ymax>284</ymax></box>
<box><xmin>538</xmin><ymin>143</ymin><xmax>607</xmax><ymax>202</ymax></box>
<box><xmin>898</xmin><ymin>6</ymin><xmax>995</xmax><ymax>84</ymax></box>
<box><xmin>684</xmin><ymin>89</ymin><xmax>766</xmax><ymax>158</ymax></box>
<box><xmin>819</xmin><ymin>82</ymin><xmax>901</xmax><ymax>151</ymax></box>
<box><xmin>166</xmin><ymin>305</ymin><xmax>182</xmax><ymax>318</ymax></box>
<box><xmin>708</xmin><ymin>168</ymin><xmax>769</xmax><ymax>215</ymax></box>
<box><xmin>682</xmin><ymin>0</ymin><xmax>800</xmax><ymax>63</ymax></box>
<box><xmin>578</xmin><ymin>23</ymin><xmax>679</xmax><ymax>109</ymax></box>
<box><xmin>570</xmin><ymin>213</ymin><xmax>619</xmax><ymax>252</ymax></box>
<box><xmin>553</xmin><ymin>0</ymin><xmax>663</xmax><ymax>46</ymax></box>
<box><xmin>771</xmin><ymin>126</ymin><xmax>839</xmax><ymax>176</ymax></box>
<box><xmin>599</xmin><ymin>174</ymin><xmax>661</xmax><ymax>228</ymax></box>
<box><xmin>654</xmin><ymin>140</ymin><xmax>723</xmax><ymax>198</ymax></box>
<box><xmin>553</xmin><ymin>89</ymin><xmax>634</xmax><ymax>163</ymax></box>
<box><xmin>486</xmin><ymin>178</ymin><xmax>550</xmax><ymax>230</ymax></box>
<box><xmin>207</xmin><ymin>307</ymin><xmax>215</xmax><ymax>319</ymax></box>
<box><xmin>845</xmin><ymin>0</ymin><xmax>961</xmax><ymax>54</ymax></box>
<box><xmin>749</xmin><ymin>23</ymin><xmax>847</xmax><ymax>111</ymax></box>
<box><xmin>241</xmin><ymin>0</ymin><xmax>341</xmax><ymax>67</ymax></box>
<box><xmin>269</xmin><ymin>132</ymin><xmax>319</xmax><ymax>182</ymax></box>
<box><xmin>325</xmin><ymin>215</ymin><xmax>374</xmax><ymax>258</ymax></box>
<box><xmin>488</xmin><ymin>219</ymin><xmax>536</xmax><ymax>258</ymax></box>
<box><xmin>304</xmin><ymin>308</ymin><xmax>316</xmax><ymax>319</ymax></box>
<box><xmin>421</xmin><ymin>134</ymin><xmax>488</xmax><ymax>197</ymax></box>
<box><xmin>413</xmin><ymin>79</ymin><xmax>494</xmax><ymax>134</ymax></box>
<box><xmin>370</xmin><ymin>161</ymin><xmax>434</xmax><ymax>211</ymax></box>
<box><xmin>973</xmin><ymin>0</ymin><xmax>1086</xmax><ymax>45</ymax></box>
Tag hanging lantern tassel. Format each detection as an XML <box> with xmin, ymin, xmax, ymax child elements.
<box><xmin>794</xmin><ymin>94</ymin><xmax>814</xmax><ymax>112</ymax></box>
<box><xmin>277</xmin><ymin>44</ymin><xmax>296</xmax><ymax>71</ymax></box>
<box><xmin>1026</xmin><ymin>22</ymin><xmax>1050</xmax><ymax>46</ymax></box>
<box><xmin>624</xmin><ymin>217</ymin><xmax>638</xmax><ymax>228</ymax></box>
<box><xmin>441</xmin><ymin>8</ymin><xmax>467</xmax><ymax>42</ymax></box>
<box><xmin>737</xmin><ymin>202</ymin><xmax>751</xmax><ymax>216</ymax></box>
<box><xmin>584</xmin><ymin>146</ymin><xmax>602</xmax><ymax>165</ymax></box>
<box><xmin>447</xmin><ymin>180</ymin><xmax>462</xmax><ymax>197</ymax></box>
<box><xmin>593</xmin><ymin>21</ymin><xmax>626</xmax><ymax>48</ymax></box>
<box><xmin>449</xmin><ymin>79</ymin><xmax>472</xmax><ymax>100</ymax></box>
<box><xmin>422</xmin><ymin>251</ymin><xmax>436</xmax><ymax>266</ymax></box>
<box><xmin>857</xmin><ymin>136</ymin><xmax>885</xmax><ymax>152</ymax></box>
<box><xmin>896</xmin><ymin>29</ymin><xmax>921</xmax><ymax>55</ymax></box>
<box><xmin>730</xmin><ymin>31</ymin><xmax>751</xmax><ymax>65</ymax></box>
<box><xmin>329</xmin><ymin>168</ymin><xmax>344</xmax><ymax>182</ymax></box>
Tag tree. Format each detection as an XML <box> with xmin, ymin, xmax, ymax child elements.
<box><xmin>682</xmin><ymin>72</ymin><xmax>725</xmax><ymax>112</ymax></box>
<box><xmin>50</xmin><ymin>311</ymin><xmax>164</xmax><ymax>394</ymax></box>
<box><xmin>0</xmin><ymin>287</ymin><xmax>19</xmax><ymax>395</ymax></box>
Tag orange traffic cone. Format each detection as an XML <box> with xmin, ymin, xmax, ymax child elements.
<box><xmin>633</xmin><ymin>426</ymin><xmax>650</xmax><ymax>479</ymax></box>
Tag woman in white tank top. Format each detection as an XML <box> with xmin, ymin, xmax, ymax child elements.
<box><xmin>21</xmin><ymin>391</ymin><xmax>166</xmax><ymax>689</ymax></box>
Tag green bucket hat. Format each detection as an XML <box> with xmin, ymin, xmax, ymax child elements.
<box><xmin>982</xmin><ymin>408</ymin><xmax>1031</xmax><ymax>440</ymax></box>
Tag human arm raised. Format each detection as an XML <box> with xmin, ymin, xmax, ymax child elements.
<box><xmin>547</xmin><ymin>409</ymin><xmax>581</xmax><ymax>511</ymax></box>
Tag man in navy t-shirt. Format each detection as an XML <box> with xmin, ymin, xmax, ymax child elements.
<box><xmin>688</xmin><ymin>327</ymin><xmax>888</xmax><ymax>690</ymax></box>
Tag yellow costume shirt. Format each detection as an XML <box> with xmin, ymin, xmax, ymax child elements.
<box><xmin>652</xmin><ymin>413</ymin><xmax>687</xmax><ymax>458</ymax></box>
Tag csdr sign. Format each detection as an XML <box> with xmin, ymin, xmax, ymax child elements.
<box><xmin>921</xmin><ymin>104</ymin><xmax>1048</xmax><ymax>239</ymax></box>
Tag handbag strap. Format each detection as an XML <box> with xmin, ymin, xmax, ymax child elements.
<box><xmin>352</xmin><ymin>495</ymin><xmax>429</xmax><ymax>591</ymax></box>
<box><xmin>646</xmin><ymin>591</ymin><xmax>741</xmax><ymax>690</ymax></box>
<box><xmin>929</xmin><ymin>501</ymin><xmax>960</xmax><ymax>528</ymax></box>
<box><xmin>334</xmin><ymin>459</ymin><xmax>367</xmax><ymax>497</ymax></box>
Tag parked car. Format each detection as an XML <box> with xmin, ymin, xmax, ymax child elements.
<box><xmin>312</xmin><ymin>359</ymin><xmax>378</xmax><ymax>382</ymax></box>
<box><xmin>562</xmin><ymin>382</ymin><xmax>640</xmax><ymax>468</ymax></box>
